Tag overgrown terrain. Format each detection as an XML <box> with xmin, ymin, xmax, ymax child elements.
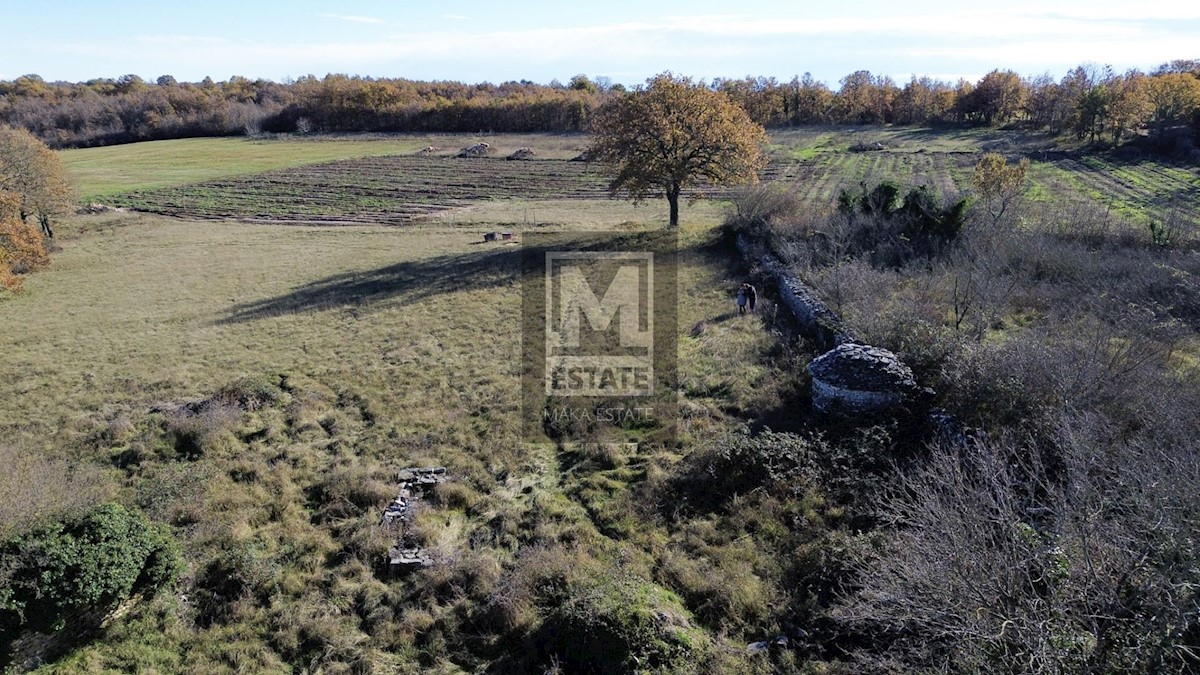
<box><xmin>4</xmin><ymin>128</ymin><xmax>1200</xmax><ymax>673</ymax></box>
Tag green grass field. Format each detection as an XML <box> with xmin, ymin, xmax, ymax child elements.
<box><xmin>60</xmin><ymin>133</ymin><xmax>592</xmax><ymax>200</ymax></box>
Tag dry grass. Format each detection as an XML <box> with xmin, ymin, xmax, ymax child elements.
<box><xmin>1</xmin><ymin>187</ymin><xmax>805</xmax><ymax>670</ymax></box>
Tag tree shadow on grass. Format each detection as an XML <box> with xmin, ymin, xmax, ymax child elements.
<box><xmin>219</xmin><ymin>243</ymin><xmax>537</xmax><ymax>324</ymax></box>
<box><xmin>218</xmin><ymin>231</ymin><xmax>673</xmax><ymax>324</ymax></box>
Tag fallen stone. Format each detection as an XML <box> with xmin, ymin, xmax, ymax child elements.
<box><xmin>746</xmin><ymin>635</ymin><xmax>790</xmax><ymax>654</ymax></box>
<box><xmin>398</xmin><ymin>467</ymin><xmax>447</xmax><ymax>483</ymax></box>
<box><xmin>457</xmin><ymin>142</ymin><xmax>491</xmax><ymax>158</ymax></box>
<box><xmin>388</xmin><ymin>547</ymin><xmax>433</xmax><ymax>572</ymax></box>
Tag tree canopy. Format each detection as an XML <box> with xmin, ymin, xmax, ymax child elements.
<box><xmin>0</xmin><ymin>193</ymin><xmax>49</xmax><ymax>294</ymax></box>
<box><xmin>972</xmin><ymin>152</ymin><xmax>1030</xmax><ymax>226</ymax></box>
<box><xmin>0</xmin><ymin>125</ymin><xmax>75</xmax><ymax>237</ymax></box>
<box><xmin>586</xmin><ymin>73</ymin><xmax>768</xmax><ymax>227</ymax></box>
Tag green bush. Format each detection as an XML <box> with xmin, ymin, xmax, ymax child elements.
<box><xmin>536</xmin><ymin>570</ymin><xmax>708</xmax><ymax>673</ymax></box>
<box><xmin>673</xmin><ymin>428</ymin><xmax>817</xmax><ymax>513</ymax></box>
<box><xmin>0</xmin><ymin>502</ymin><xmax>181</xmax><ymax>634</ymax></box>
<box><xmin>835</xmin><ymin>180</ymin><xmax>969</xmax><ymax>265</ymax></box>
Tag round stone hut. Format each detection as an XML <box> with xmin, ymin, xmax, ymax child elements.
<box><xmin>807</xmin><ymin>343</ymin><xmax>920</xmax><ymax>414</ymax></box>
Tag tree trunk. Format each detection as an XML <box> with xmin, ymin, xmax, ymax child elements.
<box><xmin>667</xmin><ymin>185</ymin><xmax>681</xmax><ymax>228</ymax></box>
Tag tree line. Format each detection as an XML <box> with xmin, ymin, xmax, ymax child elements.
<box><xmin>1</xmin><ymin>62</ymin><xmax>1198</xmax><ymax>149</ymax></box>
<box><xmin>718</xmin><ymin>61</ymin><xmax>1200</xmax><ymax>144</ymax></box>
<box><xmin>1</xmin><ymin>126</ymin><xmax>72</xmax><ymax>293</ymax></box>
<box><xmin>0</xmin><ymin>74</ymin><xmax>599</xmax><ymax>148</ymax></box>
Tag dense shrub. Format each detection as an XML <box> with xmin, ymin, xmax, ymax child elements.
<box><xmin>0</xmin><ymin>503</ymin><xmax>181</xmax><ymax>635</ymax></box>
<box><xmin>838</xmin><ymin>420</ymin><xmax>1200</xmax><ymax>674</ymax></box>
<box><xmin>834</xmin><ymin>180</ymin><xmax>969</xmax><ymax>264</ymax></box>
<box><xmin>672</xmin><ymin>428</ymin><xmax>817</xmax><ymax>513</ymax></box>
<box><xmin>534</xmin><ymin>569</ymin><xmax>708</xmax><ymax>673</ymax></box>
<box><xmin>725</xmin><ymin>184</ymin><xmax>808</xmax><ymax>244</ymax></box>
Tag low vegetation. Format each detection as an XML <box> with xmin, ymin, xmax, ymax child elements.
<box><xmin>2</xmin><ymin>122</ymin><xmax>1198</xmax><ymax>672</ymax></box>
<box><xmin>727</xmin><ymin>131</ymin><xmax>1200</xmax><ymax>671</ymax></box>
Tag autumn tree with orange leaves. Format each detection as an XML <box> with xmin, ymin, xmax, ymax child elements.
<box><xmin>587</xmin><ymin>73</ymin><xmax>767</xmax><ymax>227</ymax></box>
<box><xmin>0</xmin><ymin>125</ymin><xmax>75</xmax><ymax>239</ymax></box>
<box><xmin>0</xmin><ymin>193</ymin><xmax>49</xmax><ymax>293</ymax></box>
<box><xmin>1</xmin><ymin>126</ymin><xmax>67</xmax><ymax>293</ymax></box>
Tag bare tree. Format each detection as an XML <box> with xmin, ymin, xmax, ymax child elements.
<box><xmin>838</xmin><ymin>418</ymin><xmax>1200</xmax><ymax>673</ymax></box>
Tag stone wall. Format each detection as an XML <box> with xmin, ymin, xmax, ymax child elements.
<box><xmin>810</xmin><ymin>378</ymin><xmax>902</xmax><ymax>414</ymax></box>
<box><xmin>733</xmin><ymin>228</ymin><xmax>981</xmax><ymax>445</ymax></box>
<box><xmin>735</xmin><ymin>233</ymin><xmax>856</xmax><ymax>351</ymax></box>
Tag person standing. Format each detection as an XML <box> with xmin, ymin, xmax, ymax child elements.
<box><xmin>736</xmin><ymin>286</ymin><xmax>747</xmax><ymax>315</ymax></box>
<box><xmin>745</xmin><ymin>283</ymin><xmax>757</xmax><ymax>312</ymax></box>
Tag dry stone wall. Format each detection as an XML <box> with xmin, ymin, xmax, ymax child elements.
<box><xmin>734</xmin><ymin>229</ymin><xmax>977</xmax><ymax>445</ymax></box>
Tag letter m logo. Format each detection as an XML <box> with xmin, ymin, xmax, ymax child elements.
<box><xmin>546</xmin><ymin>252</ymin><xmax>653</xmax><ymax>354</ymax></box>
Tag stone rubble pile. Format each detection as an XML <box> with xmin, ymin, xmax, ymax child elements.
<box><xmin>457</xmin><ymin>142</ymin><xmax>492</xmax><ymax>158</ymax></box>
<box><xmin>381</xmin><ymin>467</ymin><xmax>446</xmax><ymax>573</ymax></box>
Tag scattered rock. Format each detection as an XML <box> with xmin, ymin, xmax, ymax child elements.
<box><xmin>929</xmin><ymin>407</ymin><xmax>986</xmax><ymax>448</ymax></box>
<box><xmin>457</xmin><ymin>142</ymin><xmax>491</xmax><ymax>158</ymax></box>
<box><xmin>746</xmin><ymin>634</ymin><xmax>790</xmax><ymax>654</ymax></box>
<box><xmin>397</xmin><ymin>466</ymin><xmax>447</xmax><ymax>485</ymax></box>
<box><xmin>382</xmin><ymin>467</ymin><xmax>447</xmax><ymax>573</ymax></box>
<box><xmin>388</xmin><ymin>546</ymin><xmax>433</xmax><ymax>573</ymax></box>
<box><xmin>506</xmin><ymin>147</ymin><xmax>535</xmax><ymax>160</ymax></box>
<box><xmin>849</xmin><ymin>141</ymin><xmax>887</xmax><ymax>152</ymax></box>
<box><xmin>76</xmin><ymin>203</ymin><xmax>122</xmax><ymax>214</ymax></box>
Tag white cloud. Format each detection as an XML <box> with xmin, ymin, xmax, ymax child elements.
<box><xmin>657</xmin><ymin>11</ymin><xmax>1142</xmax><ymax>40</ymax></box>
<box><xmin>318</xmin><ymin>13</ymin><xmax>387</xmax><ymax>25</ymax></box>
<box><xmin>24</xmin><ymin>5</ymin><xmax>1197</xmax><ymax>84</ymax></box>
<box><xmin>906</xmin><ymin>36</ymin><xmax>1200</xmax><ymax>69</ymax></box>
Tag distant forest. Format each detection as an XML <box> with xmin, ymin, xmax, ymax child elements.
<box><xmin>2</xmin><ymin>61</ymin><xmax>1198</xmax><ymax>149</ymax></box>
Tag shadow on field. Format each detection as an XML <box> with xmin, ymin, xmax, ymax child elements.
<box><xmin>218</xmin><ymin>231</ymin><xmax>664</xmax><ymax>323</ymax></box>
<box><xmin>219</xmin><ymin>244</ymin><xmax>538</xmax><ymax>323</ymax></box>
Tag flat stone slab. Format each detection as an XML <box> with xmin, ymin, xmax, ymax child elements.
<box><xmin>397</xmin><ymin>467</ymin><xmax>446</xmax><ymax>483</ymax></box>
<box><xmin>388</xmin><ymin>547</ymin><xmax>433</xmax><ymax>571</ymax></box>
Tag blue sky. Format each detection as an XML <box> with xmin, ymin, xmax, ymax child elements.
<box><xmin>4</xmin><ymin>1</ymin><xmax>1198</xmax><ymax>87</ymax></box>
